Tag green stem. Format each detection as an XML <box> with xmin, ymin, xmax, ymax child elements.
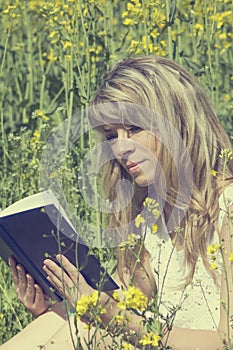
<box><xmin>190</xmin><ymin>7</ymin><xmax>197</xmax><ymax>63</ymax></box>
<box><xmin>165</xmin><ymin>0</ymin><xmax>173</xmax><ymax>59</ymax></box>
<box><xmin>221</xmin><ymin>158</ymin><xmax>232</xmax><ymax>348</ymax></box>
<box><xmin>0</xmin><ymin>274</ymin><xmax>23</xmax><ymax>330</ymax></box>
<box><xmin>142</xmin><ymin>0</ymin><xmax>149</xmax><ymax>55</ymax></box>
<box><xmin>24</xmin><ymin>5</ymin><xmax>34</xmax><ymax>105</ymax></box>
<box><xmin>176</xmin><ymin>0</ymin><xmax>182</xmax><ymax>63</ymax></box>
<box><xmin>0</xmin><ymin>24</ymin><xmax>11</xmax><ymax>75</ymax></box>
<box><xmin>0</xmin><ymin>101</ymin><xmax>7</xmax><ymax>178</ymax></box>
<box><xmin>204</xmin><ymin>0</ymin><xmax>214</xmax><ymax>104</ymax></box>
<box><xmin>221</xmin><ymin>248</ymin><xmax>231</xmax><ymax>348</ymax></box>
<box><xmin>38</xmin><ymin>35</ymin><xmax>46</xmax><ymax>111</ymax></box>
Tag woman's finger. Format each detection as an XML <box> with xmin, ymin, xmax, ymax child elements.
<box><xmin>46</xmin><ymin>273</ymin><xmax>78</xmax><ymax>306</ymax></box>
<box><xmin>34</xmin><ymin>284</ymin><xmax>48</xmax><ymax>307</ymax></box>
<box><xmin>44</xmin><ymin>262</ymin><xmax>76</xmax><ymax>292</ymax></box>
<box><xmin>43</xmin><ymin>259</ymin><xmax>76</xmax><ymax>289</ymax></box>
<box><xmin>43</xmin><ymin>261</ymin><xmax>78</xmax><ymax>305</ymax></box>
<box><xmin>56</xmin><ymin>254</ymin><xmax>78</xmax><ymax>284</ymax></box>
<box><xmin>16</xmin><ymin>264</ymin><xmax>27</xmax><ymax>298</ymax></box>
<box><xmin>8</xmin><ymin>256</ymin><xmax>19</xmax><ymax>286</ymax></box>
<box><xmin>42</xmin><ymin>262</ymin><xmax>69</xmax><ymax>292</ymax></box>
<box><xmin>55</xmin><ymin>255</ymin><xmax>94</xmax><ymax>296</ymax></box>
<box><xmin>24</xmin><ymin>274</ymin><xmax>36</xmax><ymax>305</ymax></box>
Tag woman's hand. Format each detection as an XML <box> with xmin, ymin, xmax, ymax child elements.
<box><xmin>9</xmin><ymin>256</ymin><xmax>51</xmax><ymax>317</ymax></box>
<box><xmin>43</xmin><ymin>255</ymin><xmax>94</xmax><ymax>308</ymax></box>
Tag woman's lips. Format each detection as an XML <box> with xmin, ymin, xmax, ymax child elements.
<box><xmin>127</xmin><ymin>161</ymin><xmax>144</xmax><ymax>174</ymax></box>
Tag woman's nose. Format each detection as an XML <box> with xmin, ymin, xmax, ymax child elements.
<box><xmin>112</xmin><ymin>131</ymin><xmax>135</xmax><ymax>158</ymax></box>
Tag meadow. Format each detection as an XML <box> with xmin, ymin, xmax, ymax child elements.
<box><xmin>0</xmin><ymin>0</ymin><xmax>232</xmax><ymax>347</ymax></box>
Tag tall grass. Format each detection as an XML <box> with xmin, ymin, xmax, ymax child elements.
<box><xmin>0</xmin><ymin>0</ymin><xmax>232</xmax><ymax>345</ymax></box>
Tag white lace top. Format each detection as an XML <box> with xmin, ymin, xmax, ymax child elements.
<box><xmin>144</xmin><ymin>184</ymin><xmax>233</xmax><ymax>330</ymax></box>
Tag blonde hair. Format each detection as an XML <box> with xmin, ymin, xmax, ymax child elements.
<box><xmin>90</xmin><ymin>56</ymin><xmax>233</xmax><ymax>286</ymax></box>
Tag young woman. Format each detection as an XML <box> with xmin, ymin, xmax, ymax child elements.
<box><xmin>2</xmin><ymin>56</ymin><xmax>233</xmax><ymax>350</ymax></box>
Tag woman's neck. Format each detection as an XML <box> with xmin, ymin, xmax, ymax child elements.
<box><xmin>135</xmin><ymin>184</ymin><xmax>148</xmax><ymax>208</ymax></box>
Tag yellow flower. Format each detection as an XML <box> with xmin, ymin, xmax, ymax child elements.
<box><xmin>32</xmin><ymin>109</ymin><xmax>49</xmax><ymax>121</ymax></box>
<box><xmin>210</xmin><ymin>169</ymin><xmax>217</xmax><ymax>177</ymax></box>
<box><xmin>122</xmin><ymin>342</ymin><xmax>132</xmax><ymax>350</ymax></box>
<box><xmin>195</xmin><ymin>23</ymin><xmax>204</xmax><ymax>31</ymax></box>
<box><xmin>119</xmin><ymin>233</ymin><xmax>141</xmax><ymax>250</ymax></box>
<box><xmin>29</xmin><ymin>129</ymin><xmax>43</xmax><ymax>151</ymax></box>
<box><xmin>150</xmin><ymin>28</ymin><xmax>159</xmax><ymax>38</ymax></box>
<box><xmin>219</xmin><ymin>33</ymin><xmax>227</xmax><ymax>40</ymax></box>
<box><xmin>112</xmin><ymin>290</ymin><xmax>120</xmax><ymax>301</ymax></box>
<box><xmin>139</xmin><ymin>332</ymin><xmax>161</xmax><ymax>347</ymax></box>
<box><xmin>47</xmin><ymin>50</ymin><xmax>58</xmax><ymax>63</ymax></box>
<box><xmin>2</xmin><ymin>5</ymin><xmax>17</xmax><ymax>14</ymax></box>
<box><xmin>122</xmin><ymin>10</ymin><xmax>128</xmax><ymax>18</ymax></box>
<box><xmin>49</xmin><ymin>31</ymin><xmax>58</xmax><ymax>38</ymax></box>
<box><xmin>30</xmin><ymin>158</ymin><xmax>38</xmax><ymax>166</ymax></box>
<box><xmin>76</xmin><ymin>293</ymin><xmax>97</xmax><ymax>318</ymax></box>
<box><xmin>143</xmin><ymin>197</ymin><xmax>160</xmax><ymax>218</ymax></box>
<box><xmin>219</xmin><ymin>149</ymin><xmax>233</xmax><ymax>161</ymax></box>
<box><xmin>143</xmin><ymin>197</ymin><xmax>154</xmax><ymax>207</ymax></box>
<box><xmin>224</xmin><ymin>94</ymin><xmax>231</xmax><ymax>102</ymax></box>
<box><xmin>63</xmin><ymin>41</ymin><xmax>72</xmax><ymax>50</ymax></box>
<box><xmin>135</xmin><ymin>214</ymin><xmax>145</xmax><ymax>228</ymax></box>
<box><xmin>210</xmin><ymin>262</ymin><xmax>218</xmax><ymax>270</ymax></box>
<box><xmin>160</xmin><ymin>40</ymin><xmax>166</xmax><ymax>47</ymax></box>
<box><xmin>115</xmin><ymin>314</ymin><xmax>124</xmax><ymax>324</ymax></box>
<box><xmin>115</xmin><ymin>314</ymin><xmax>130</xmax><ymax>325</ymax></box>
<box><xmin>207</xmin><ymin>243</ymin><xmax>222</xmax><ymax>255</ymax></box>
<box><xmin>76</xmin><ymin>291</ymin><xmax>106</xmax><ymax>320</ymax></box>
<box><xmin>207</xmin><ymin>243</ymin><xmax>222</xmax><ymax>270</ymax></box>
<box><xmin>65</xmin><ymin>55</ymin><xmax>72</xmax><ymax>62</ymax></box>
<box><xmin>151</xmin><ymin>224</ymin><xmax>158</xmax><ymax>234</ymax></box>
<box><xmin>117</xmin><ymin>286</ymin><xmax>148</xmax><ymax>312</ymax></box>
<box><xmin>123</xmin><ymin>18</ymin><xmax>135</xmax><ymax>26</ymax></box>
<box><xmin>228</xmin><ymin>253</ymin><xmax>233</xmax><ymax>262</ymax></box>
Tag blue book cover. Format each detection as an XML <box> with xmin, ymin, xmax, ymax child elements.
<box><xmin>0</xmin><ymin>191</ymin><xmax>118</xmax><ymax>302</ymax></box>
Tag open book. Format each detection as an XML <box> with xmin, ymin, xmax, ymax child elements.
<box><xmin>0</xmin><ymin>190</ymin><xmax>118</xmax><ymax>302</ymax></box>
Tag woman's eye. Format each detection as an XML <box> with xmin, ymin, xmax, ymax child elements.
<box><xmin>127</xmin><ymin>126</ymin><xmax>142</xmax><ymax>134</ymax></box>
<box><xmin>106</xmin><ymin>134</ymin><xmax>117</xmax><ymax>142</ymax></box>
<box><xmin>104</xmin><ymin>126</ymin><xmax>142</xmax><ymax>143</ymax></box>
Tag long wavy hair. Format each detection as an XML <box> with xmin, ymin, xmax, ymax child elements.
<box><xmin>89</xmin><ymin>56</ymin><xmax>233</xmax><ymax>287</ymax></box>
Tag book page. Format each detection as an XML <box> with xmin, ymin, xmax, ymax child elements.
<box><xmin>0</xmin><ymin>190</ymin><xmax>75</xmax><ymax>231</ymax></box>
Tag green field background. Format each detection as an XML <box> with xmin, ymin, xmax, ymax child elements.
<box><xmin>0</xmin><ymin>0</ymin><xmax>232</xmax><ymax>344</ymax></box>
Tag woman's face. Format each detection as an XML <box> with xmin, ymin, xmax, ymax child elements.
<box><xmin>103</xmin><ymin>124</ymin><xmax>159</xmax><ymax>186</ymax></box>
